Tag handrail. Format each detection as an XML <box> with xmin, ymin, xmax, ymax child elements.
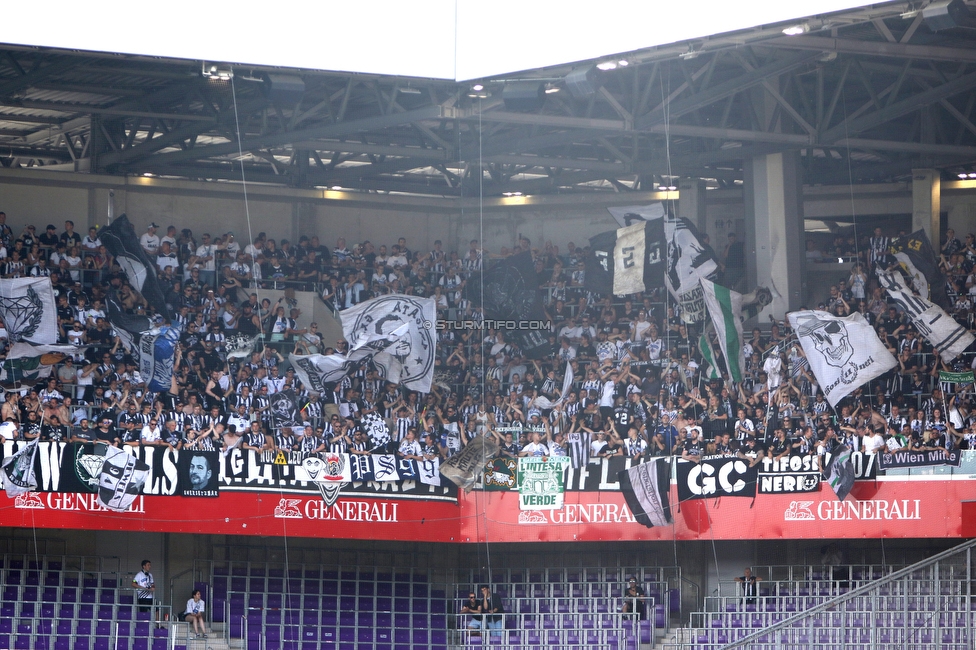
<box><xmin>720</xmin><ymin>537</ymin><xmax>976</xmax><ymax>649</ymax></box>
<box><xmin>678</xmin><ymin>575</ymin><xmax>700</xmax><ymax>620</ymax></box>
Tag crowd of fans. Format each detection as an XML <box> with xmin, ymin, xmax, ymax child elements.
<box><xmin>0</xmin><ymin>207</ymin><xmax>972</xmax><ymax>474</ymax></box>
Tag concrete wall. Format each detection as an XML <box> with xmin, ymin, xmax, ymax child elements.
<box><xmin>4</xmin><ymin>167</ymin><xmax>976</xmax><ymax>268</ymax></box>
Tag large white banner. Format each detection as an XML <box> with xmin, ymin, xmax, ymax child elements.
<box><xmin>788</xmin><ymin>310</ymin><xmax>897</xmax><ymax>407</ymax></box>
<box><xmin>341</xmin><ymin>296</ymin><xmax>437</xmax><ymax>392</ymax></box>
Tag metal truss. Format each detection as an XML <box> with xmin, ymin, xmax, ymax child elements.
<box><xmin>4</xmin><ymin>2</ymin><xmax>976</xmax><ymax>195</ymax></box>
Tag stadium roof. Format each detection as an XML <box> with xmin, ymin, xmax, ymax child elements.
<box><xmin>3</xmin><ymin>0</ymin><xmax>976</xmax><ymax>197</ymax></box>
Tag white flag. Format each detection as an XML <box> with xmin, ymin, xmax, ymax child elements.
<box><xmin>0</xmin><ymin>278</ymin><xmax>57</xmax><ymax>344</ymax></box>
<box><xmin>700</xmin><ymin>279</ymin><xmax>745</xmax><ymax>383</ymax></box>
<box><xmin>341</xmin><ymin>296</ymin><xmax>437</xmax><ymax>392</ymax></box>
<box><xmin>878</xmin><ymin>272</ymin><xmax>974</xmax><ymax>362</ymax></box>
<box><xmin>788</xmin><ymin>310</ymin><xmax>897</xmax><ymax>407</ymax></box>
<box><xmin>289</xmin><ymin>321</ymin><xmax>411</xmax><ymax>393</ymax></box>
<box><xmin>613</xmin><ymin>222</ymin><xmax>648</xmax><ymax>296</ymax></box>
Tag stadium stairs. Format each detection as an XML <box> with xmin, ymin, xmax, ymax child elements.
<box><xmin>663</xmin><ymin>538</ymin><xmax>976</xmax><ymax>650</ymax></box>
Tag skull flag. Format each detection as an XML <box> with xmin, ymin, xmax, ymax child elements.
<box><xmin>788</xmin><ymin>310</ymin><xmax>897</xmax><ymax>408</ymax></box>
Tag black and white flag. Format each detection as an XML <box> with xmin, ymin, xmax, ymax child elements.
<box><xmin>360</xmin><ymin>412</ymin><xmax>392</xmax><ymax>450</ymax></box>
<box><xmin>99</xmin><ymin>214</ymin><xmax>173</xmax><ymax>320</ymax></box>
<box><xmin>664</xmin><ymin>215</ymin><xmax>718</xmax><ymax>322</ymax></box>
<box><xmin>97</xmin><ymin>444</ymin><xmax>150</xmax><ymax>512</ymax></box>
<box><xmin>824</xmin><ymin>444</ymin><xmax>856</xmax><ymax>502</ymax></box>
<box><xmin>225</xmin><ymin>333</ymin><xmax>260</xmax><ymax>359</ymax></box>
<box><xmin>0</xmin><ymin>277</ymin><xmax>57</xmax><ymax>344</ymax></box>
<box><xmin>439</xmin><ymin>434</ymin><xmax>499</xmax><ymax>492</ymax></box>
<box><xmin>607</xmin><ymin>203</ymin><xmax>666</xmax><ymax>228</ymax></box>
<box><xmin>269</xmin><ymin>389</ymin><xmax>303</xmax><ymax>429</ymax></box>
<box><xmin>341</xmin><ymin>295</ymin><xmax>436</xmax><ymax>391</ymax></box>
<box><xmin>877</xmin><ymin>272</ymin><xmax>974</xmax><ymax>362</ymax></box>
<box><xmin>619</xmin><ymin>457</ymin><xmax>672</xmax><ymax>528</ymax></box>
<box><xmin>584</xmin><ymin>208</ymin><xmax>667</xmax><ymax>297</ymax></box>
<box><xmin>888</xmin><ymin>229</ymin><xmax>949</xmax><ymax>309</ymax></box>
<box><xmin>1</xmin><ymin>439</ymin><xmax>39</xmax><ymax>498</ymax></box>
<box><xmin>788</xmin><ymin>310</ymin><xmax>897</xmax><ymax>407</ymax></box>
<box><xmin>290</xmin><ymin>323</ymin><xmax>410</xmax><ymax>393</ymax></box>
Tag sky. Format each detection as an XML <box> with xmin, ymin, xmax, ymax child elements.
<box><xmin>0</xmin><ymin>1</ymin><xmax>880</xmax><ymax>81</ymax></box>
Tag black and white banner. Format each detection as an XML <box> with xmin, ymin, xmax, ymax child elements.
<box><xmin>0</xmin><ymin>277</ymin><xmax>57</xmax><ymax>344</ymax></box>
<box><xmin>341</xmin><ymin>295</ymin><xmax>437</xmax><ymax>391</ymax></box>
<box><xmin>584</xmin><ymin>230</ymin><xmax>617</xmax><ymax>295</ymax></box>
<box><xmin>178</xmin><ymin>450</ymin><xmax>220</xmax><ymax>497</ymax></box>
<box><xmin>611</xmin><ymin>221</ymin><xmax>665</xmax><ymax>296</ymax></box>
<box><xmin>676</xmin><ymin>457</ymin><xmax>758</xmax><ymax>501</ymax></box>
<box><xmin>758</xmin><ymin>456</ymin><xmax>820</xmax><ymax>494</ymax></box>
<box><xmin>788</xmin><ymin>310</ymin><xmax>897</xmax><ymax>407</ymax></box>
<box><xmin>619</xmin><ymin>457</ymin><xmax>672</xmax><ymax>528</ymax></box>
<box><xmin>269</xmin><ymin>389</ymin><xmax>303</xmax><ymax>429</ymax></box>
<box><xmin>664</xmin><ymin>215</ymin><xmax>718</xmax><ymax>323</ymax></box>
<box><xmin>877</xmin><ymin>272</ymin><xmax>974</xmax><ymax>362</ymax></box>
<box><xmin>97</xmin><ymin>445</ymin><xmax>150</xmax><ymax>512</ymax></box>
<box><xmin>879</xmin><ymin>448</ymin><xmax>961</xmax><ymax>470</ymax></box>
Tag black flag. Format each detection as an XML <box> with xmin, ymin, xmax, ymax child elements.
<box><xmin>99</xmin><ymin>214</ymin><xmax>173</xmax><ymax>321</ymax></box>
<box><xmin>584</xmin><ymin>230</ymin><xmax>616</xmax><ymax>294</ymax></box>
<box><xmin>466</xmin><ymin>251</ymin><xmax>552</xmax><ymax>359</ymax></box>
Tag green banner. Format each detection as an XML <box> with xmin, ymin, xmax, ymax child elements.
<box><xmin>939</xmin><ymin>371</ymin><xmax>975</xmax><ymax>384</ymax></box>
<box><xmin>517</xmin><ymin>456</ymin><xmax>570</xmax><ymax>510</ymax></box>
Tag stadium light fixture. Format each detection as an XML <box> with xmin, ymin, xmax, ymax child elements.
<box><xmin>782</xmin><ymin>23</ymin><xmax>810</xmax><ymax>35</ymax></box>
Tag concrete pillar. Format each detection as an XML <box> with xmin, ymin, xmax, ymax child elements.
<box><xmin>912</xmin><ymin>168</ymin><xmax>941</xmax><ymax>239</ymax></box>
<box><xmin>743</xmin><ymin>152</ymin><xmax>805</xmax><ymax>319</ymax></box>
<box><xmin>678</xmin><ymin>177</ymin><xmax>708</xmax><ymax>234</ymax></box>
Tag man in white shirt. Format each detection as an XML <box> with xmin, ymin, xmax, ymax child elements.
<box><xmin>82</xmin><ymin>227</ymin><xmax>101</xmax><ymax>250</ymax></box>
<box><xmin>195</xmin><ymin>233</ymin><xmax>225</xmax><ymax>289</ymax></box>
<box><xmin>862</xmin><ymin>427</ymin><xmax>886</xmax><ymax>455</ymax></box>
<box><xmin>519</xmin><ymin>431</ymin><xmax>550</xmax><ymax>457</ymax></box>
<box><xmin>140</xmin><ymin>223</ymin><xmax>160</xmax><ymax>257</ymax></box>
<box><xmin>132</xmin><ymin>560</ymin><xmax>155</xmax><ymax>612</ymax></box>
<box><xmin>156</xmin><ymin>241</ymin><xmax>179</xmax><ymax>274</ymax></box>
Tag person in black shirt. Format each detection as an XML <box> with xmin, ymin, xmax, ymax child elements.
<box><xmin>769</xmin><ymin>428</ymin><xmax>791</xmax><ymax>460</ymax></box>
<box><xmin>38</xmin><ymin>224</ymin><xmax>59</xmax><ymax>248</ymax></box>
<box><xmin>70</xmin><ymin>420</ymin><xmax>94</xmax><ymax>443</ymax></box>
<box><xmin>622</xmin><ymin>578</ymin><xmax>647</xmax><ymax>619</ymax></box>
<box><xmin>22</xmin><ymin>412</ymin><xmax>42</xmax><ymax>441</ymax></box>
<box><xmin>735</xmin><ymin>568</ymin><xmax>762</xmax><ymax>604</ymax></box>
<box><xmin>95</xmin><ymin>418</ymin><xmax>121</xmax><ymax>446</ymax></box>
<box><xmin>41</xmin><ymin>416</ymin><xmax>69</xmax><ymax>442</ymax></box>
<box><xmin>681</xmin><ymin>427</ymin><xmax>704</xmax><ymax>461</ymax></box>
<box><xmin>737</xmin><ymin>435</ymin><xmax>766</xmax><ymax>467</ymax></box>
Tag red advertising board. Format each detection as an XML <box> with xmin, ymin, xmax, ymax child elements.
<box><xmin>0</xmin><ymin>441</ymin><xmax>970</xmax><ymax>542</ymax></box>
<box><xmin>0</xmin><ymin>477</ymin><xmax>970</xmax><ymax>542</ymax></box>
<box><xmin>456</xmin><ymin>477</ymin><xmax>968</xmax><ymax>542</ymax></box>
